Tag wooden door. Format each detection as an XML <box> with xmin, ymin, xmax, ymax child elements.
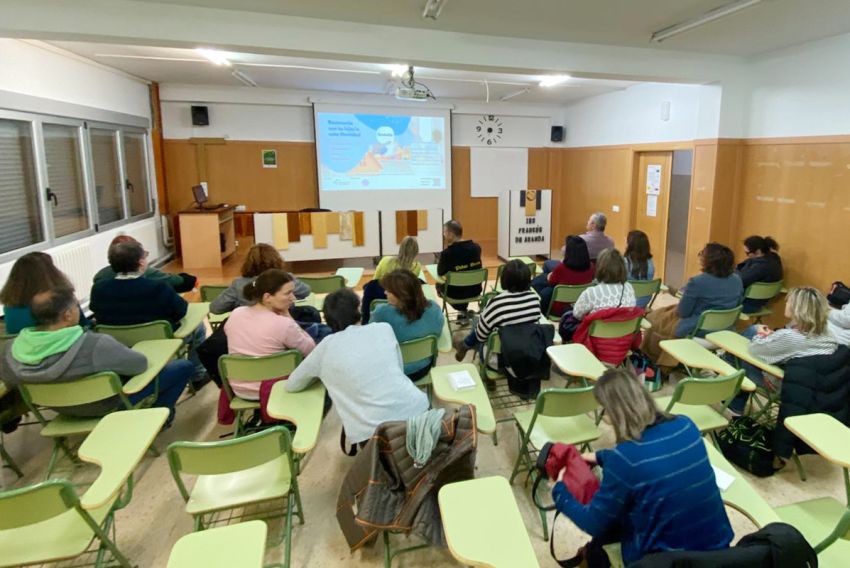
<box><xmin>633</xmin><ymin>152</ymin><xmax>673</xmax><ymax>278</ymax></box>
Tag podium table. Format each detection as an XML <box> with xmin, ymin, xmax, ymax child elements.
<box><xmin>179</xmin><ymin>206</ymin><xmax>236</xmax><ymax>270</ymax></box>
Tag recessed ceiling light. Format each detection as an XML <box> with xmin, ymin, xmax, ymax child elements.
<box><xmin>539</xmin><ymin>75</ymin><xmax>570</xmax><ymax>88</ymax></box>
<box><xmin>196</xmin><ymin>48</ymin><xmax>231</xmax><ymax>66</ymax></box>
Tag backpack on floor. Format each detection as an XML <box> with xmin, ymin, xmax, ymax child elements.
<box><xmin>716</xmin><ymin>416</ymin><xmax>778</xmax><ymax>477</ymax></box>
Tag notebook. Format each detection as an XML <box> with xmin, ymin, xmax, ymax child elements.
<box><xmin>712</xmin><ymin>465</ymin><xmax>735</xmax><ymax>492</ymax></box>
<box><xmin>448</xmin><ymin>370</ymin><xmax>476</xmax><ymax>391</ymax></box>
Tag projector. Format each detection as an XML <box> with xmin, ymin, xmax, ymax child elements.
<box><xmin>396</xmin><ymin>86</ymin><xmax>433</xmax><ymax>101</ymax></box>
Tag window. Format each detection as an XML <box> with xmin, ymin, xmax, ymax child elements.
<box><xmin>42</xmin><ymin>123</ymin><xmax>90</xmax><ymax>237</ymax></box>
<box><xmin>90</xmin><ymin>128</ymin><xmax>124</xmax><ymax>225</ymax></box>
<box><xmin>0</xmin><ymin>107</ymin><xmax>154</xmax><ymax>262</ymax></box>
<box><xmin>122</xmin><ymin>130</ymin><xmax>151</xmax><ymax>217</ymax></box>
<box><xmin>0</xmin><ymin>119</ymin><xmax>44</xmax><ymax>254</ymax></box>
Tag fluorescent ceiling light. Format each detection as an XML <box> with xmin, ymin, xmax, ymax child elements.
<box><xmin>196</xmin><ymin>48</ymin><xmax>231</xmax><ymax>66</ymax></box>
<box><xmin>651</xmin><ymin>0</ymin><xmax>766</xmax><ymax>43</ymax></box>
<box><xmin>422</xmin><ymin>0</ymin><xmax>448</xmax><ymax>20</ymax></box>
<box><xmin>231</xmin><ymin>69</ymin><xmax>257</xmax><ymax>87</ymax></box>
<box><xmin>539</xmin><ymin>75</ymin><xmax>570</xmax><ymax>87</ymax></box>
<box><xmin>389</xmin><ymin>64</ymin><xmax>408</xmax><ymax>77</ymax></box>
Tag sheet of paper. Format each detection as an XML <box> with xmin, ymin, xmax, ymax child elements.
<box><xmin>448</xmin><ymin>370</ymin><xmax>476</xmax><ymax>391</ymax></box>
<box><xmin>646</xmin><ymin>194</ymin><xmax>658</xmax><ymax>217</ymax></box>
<box><xmin>712</xmin><ymin>465</ymin><xmax>735</xmax><ymax>492</ymax></box>
<box><xmin>646</xmin><ymin>164</ymin><xmax>661</xmax><ymax>195</ymax></box>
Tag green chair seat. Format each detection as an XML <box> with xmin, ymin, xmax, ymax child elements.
<box><xmin>776</xmin><ymin>497</ymin><xmax>850</xmax><ymax>567</ymax></box>
<box><xmin>654</xmin><ymin>396</ymin><xmax>730</xmax><ymax>432</ymax></box>
<box><xmin>0</xmin><ymin>500</ymin><xmax>112</xmax><ymax>567</ymax></box>
<box><xmin>186</xmin><ymin>456</ymin><xmax>292</xmax><ymax>515</ymax></box>
<box><xmin>513</xmin><ymin>409</ymin><xmax>600</xmax><ymax>449</ymax></box>
<box><xmin>229</xmin><ymin>398</ymin><xmax>260</xmax><ymax>411</ymax></box>
<box><xmin>40</xmin><ymin>415</ymin><xmax>104</xmax><ymax>438</ymax></box>
<box><xmin>414</xmin><ymin>375</ymin><xmax>432</xmax><ymax>387</ymax></box>
<box><xmin>167</xmin><ymin>520</ymin><xmax>267</xmax><ymax>568</ymax></box>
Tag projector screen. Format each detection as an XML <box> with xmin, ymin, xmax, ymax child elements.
<box><xmin>313</xmin><ymin>103</ymin><xmax>452</xmax><ymax>213</ymax></box>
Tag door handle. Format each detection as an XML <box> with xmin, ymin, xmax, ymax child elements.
<box><xmin>126</xmin><ymin>179</ymin><xmax>135</xmax><ymax>192</ymax></box>
<box><xmin>46</xmin><ymin>187</ymin><xmax>59</xmax><ymax>207</ymax></box>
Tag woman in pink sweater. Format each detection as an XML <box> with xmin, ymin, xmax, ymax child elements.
<box><xmin>224</xmin><ymin>269</ymin><xmax>316</xmax><ymax>400</ymax></box>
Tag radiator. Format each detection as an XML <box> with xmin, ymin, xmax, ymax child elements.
<box><xmin>52</xmin><ymin>244</ymin><xmax>95</xmax><ymax>303</ymax></box>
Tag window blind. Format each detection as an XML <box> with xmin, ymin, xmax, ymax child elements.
<box><xmin>43</xmin><ymin>123</ymin><xmax>90</xmax><ymax>238</ymax></box>
<box><xmin>90</xmin><ymin>128</ymin><xmax>123</xmax><ymax>225</ymax></box>
<box><xmin>0</xmin><ymin>119</ymin><xmax>44</xmax><ymax>254</ymax></box>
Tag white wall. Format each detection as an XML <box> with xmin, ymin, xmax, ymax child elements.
<box><xmin>560</xmin><ymin>83</ymin><xmax>708</xmax><ymax>147</ymax></box>
<box><xmin>746</xmin><ymin>32</ymin><xmax>850</xmax><ymax>138</ymax></box>
<box><xmin>0</xmin><ymin>40</ymin><xmax>162</xmax><ymax>299</ymax></box>
<box><xmin>0</xmin><ymin>39</ymin><xmax>150</xmax><ymax>118</ymax></box>
<box><xmin>160</xmin><ymin>83</ymin><xmax>564</xmax><ymax>148</ymax></box>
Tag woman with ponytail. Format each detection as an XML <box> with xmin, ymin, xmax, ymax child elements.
<box><xmin>223</xmin><ymin>269</ymin><xmax>315</xmax><ymax>400</ymax></box>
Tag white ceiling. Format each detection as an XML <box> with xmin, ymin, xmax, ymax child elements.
<box><xmin>50</xmin><ymin>41</ymin><xmax>642</xmax><ymax>105</ymax></box>
<box><xmin>128</xmin><ymin>0</ymin><xmax>850</xmax><ymax>57</ymax></box>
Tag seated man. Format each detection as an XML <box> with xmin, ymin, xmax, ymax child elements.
<box><xmin>580</xmin><ymin>212</ymin><xmax>615</xmax><ymax>261</ymax></box>
<box><xmin>90</xmin><ymin>240</ymin><xmax>208</xmax><ymax>388</ymax></box>
<box><xmin>93</xmin><ymin>235</ymin><xmax>197</xmax><ymax>292</ymax></box>
<box><xmin>0</xmin><ymin>287</ymin><xmax>192</xmax><ymax>425</ymax></box>
<box><xmin>436</xmin><ymin>220</ymin><xmax>483</xmax><ymax>319</ymax></box>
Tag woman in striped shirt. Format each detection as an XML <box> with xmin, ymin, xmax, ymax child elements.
<box><xmin>572</xmin><ymin>249</ymin><xmax>636</xmax><ymax>320</ymax></box>
<box><xmin>453</xmin><ymin>259</ymin><xmax>541</xmax><ymax>361</ymax></box>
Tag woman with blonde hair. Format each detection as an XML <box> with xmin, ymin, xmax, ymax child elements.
<box><xmin>552</xmin><ymin>368</ymin><xmax>732</xmax><ymax>567</ymax></box>
<box><xmin>210</xmin><ymin>243</ymin><xmax>310</xmax><ymax>314</ymax></box>
<box><xmin>373</xmin><ymin>236</ymin><xmax>421</xmax><ymax>281</ymax></box>
<box><xmin>572</xmin><ymin>248</ymin><xmax>636</xmax><ymax>320</ymax></box>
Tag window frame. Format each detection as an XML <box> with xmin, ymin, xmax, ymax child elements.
<box><xmin>0</xmin><ymin>107</ymin><xmax>155</xmax><ymax>266</ymax></box>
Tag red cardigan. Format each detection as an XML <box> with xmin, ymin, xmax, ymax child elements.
<box><xmin>572</xmin><ymin>306</ymin><xmax>645</xmax><ymax>366</ymax></box>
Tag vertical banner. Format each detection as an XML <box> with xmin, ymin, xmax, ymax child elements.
<box><xmin>271</xmin><ymin>213</ymin><xmax>289</xmax><ymax>250</ymax></box>
<box><xmin>311</xmin><ymin>212</ymin><xmax>328</xmax><ymax>248</ymax></box>
<box><xmin>286</xmin><ymin>212</ymin><xmax>301</xmax><ymax>242</ymax></box>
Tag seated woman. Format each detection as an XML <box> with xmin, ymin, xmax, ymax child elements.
<box><xmin>374</xmin><ymin>236</ymin><xmax>421</xmax><ymax>281</ymax></box>
<box><xmin>623</xmin><ymin>230</ymin><xmax>655</xmax><ymax>309</ymax></box>
<box><xmin>454</xmin><ymin>259</ymin><xmax>541</xmax><ymax>361</ymax></box>
<box><xmin>827</xmin><ymin>284</ymin><xmax>850</xmax><ymax>345</ymax></box>
<box><xmin>285</xmin><ymin>289</ymin><xmax>429</xmax><ymax>447</ymax></box>
<box><xmin>643</xmin><ymin>243</ymin><xmax>742</xmax><ymax>364</ymax></box>
<box><xmin>371</xmin><ymin>270</ymin><xmax>444</xmax><ymax>381</ymax></box>
<box><xmin>552</xmin><ymin>368</ymin><xmax>733</xmax><ymax>567</ymax></box>
<box><xmin>210</xmin><ymin>243</ymin><xmax>311</xmax><ymax>314</ymax></box>
<box><xmin>735</xmin><ymin>235</ymin><xmax>783</xmax><ymax>313</ymax></box>
<box><xmin>573</xmin><ymin>249</ymin><xmax>636</xmax><ymax>320</ymax></box>
<box><xmin>1</xmin><ymin>252</ymin><xmax>90</xmax><ymax>335</ymax></box>
<box><xmin>532</xmin><ymin>235</ymin><xmax>594</xmax><ymax>317</ymax></box>
<box><xmin>223</xmin><ymin>269</ymin><xmax>315</xmax><ymax>401</ymax></box>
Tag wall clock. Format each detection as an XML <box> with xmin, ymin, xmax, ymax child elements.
<box><xmin>476</xmin><ymin>114</ymin><xmax>503</xmax><ymax>145</ymax></box>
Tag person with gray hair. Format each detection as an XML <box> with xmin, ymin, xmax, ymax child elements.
<box><xmin>0</xmin><ymin>287</ymin><xmax>192</xmax><ymax>425</ymax></box>
<box><xmin>580</xmin><ymin>212</ymin><xmax>615</xmax><ymax>261</ymax></box>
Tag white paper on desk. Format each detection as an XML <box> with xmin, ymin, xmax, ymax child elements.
<box><xmin>448</xmin><ymin>370</ymin><xmax>476</xmax><ymax>391</ymax></box>
<box><xmin>712</xmin><ymin>465</ymin><xmax>735</xmax><ymax>492</ymax></box>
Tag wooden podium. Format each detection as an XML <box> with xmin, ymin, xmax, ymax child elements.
<box><xmin>497</xmin><ymin>189</ymin><xmax>552</xmax><ymax>260</ymax></box>
<box><xmin>179</xmin><ymin>205</ymin><xmax>236</xmax><ymax>270</ymax></box>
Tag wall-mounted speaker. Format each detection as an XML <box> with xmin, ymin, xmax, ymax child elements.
<box><xmin>191</xmin><ymin>105</ymin><xmax>209</xmax><ymax>126</ymax></box>
<box><xmin>550</xmin><ymin>125</ymin><xmax>564</xmax><ymax>143</ymax></box>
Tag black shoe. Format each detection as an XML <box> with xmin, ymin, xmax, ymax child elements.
<box><xmin>191</xmin><ymin>374</ymin><xmax>212</xmax><ymax>391</ymax></box>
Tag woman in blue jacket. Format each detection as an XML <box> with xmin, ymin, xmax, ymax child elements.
<box><xmin>552</xmin><ymin>369</ymin><xmax>733</xmax><ymax>567</ymax></box>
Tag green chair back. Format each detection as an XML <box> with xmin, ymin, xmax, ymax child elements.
<box><xmin>18</xmin><ymin>372</ymin><xmax>128</xmax><ymax>410</ymax></box>
<box><xmin>669</xmin><ymin>370</ymin><xmax>745</xmax><ymax>408</ymax></box>
<box><xmin>494</xmin><ymin>260</ymin><xmax>537</xmax><ymax>290</ymax></box>
<box><xmin>536</xmin><ymin>386</ymin><xmax>599</xmax><ymax>418</ymax></box>
<box><xmin>744</xmin><ymin>281</ymin><xmax>783</xmax><ymax>301</ymax></box>
<box><xmin>444</xmin><ymin>268</ymin><xmax>488</xmax><ymax>289</ymax></box>
<box><xmin>298</xmin><ymin>275</ymin><xmax>345</xmax><ymax>295</ymax></box>
<box><xmin>167</xmin><ymin>426</ymin><xmax>295</xmax><ymax>499</ymax></box>
<box><xmin>218</xmin><ymin>350</ymin><xmax>302</xmax><ymax>385</ymax></box>
<box><xmin>0</xmin><ymin>479</ymin><xmax>79</xmax><ymax>530</ymax></box>
<box><xmin>628</xmin><ymin>279</ymin><xmax>662</xmax><ymax>307</ymax></box>
<box><xmin>689</xmin><ymin>306</ymin><xmax>743</xmax><ymax>338</ymax></box>
<box><xmin>95</xmin><ymin>320</ymin><xmax>173</xmax><ymax>347</ymax></box>
<box><xmin>200</xmin><ymin>285</ymin><xmax>228</xmax><ymax>302</ymax></box>
<box><xmin>588</xmin><ymin>317</ymin><xmax>643</xmax><ymax>339</ymax></box>
<box><xmin>370</xmin><ymin>299</ymin><xmax>388</xmax><ymax>312</ymax></box>
<box><xmin>547</xmin><ymin>284</ymin><xmax>592</xmax><ymax>320</ymax></box>
<box><xmin>399</xmin><ymin>335</ymin><xmax>438</xmax><ymax>365</ymax></box>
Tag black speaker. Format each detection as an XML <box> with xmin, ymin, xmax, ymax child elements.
<box><xmin>550</xmin><ymin>125</ymin><xmax>564</xmax><ymax>142</ymax></box>
<box><xmin>191</xmin><ymin>105</ymin><xmax>209</xmax><ymax>126</ymax></box>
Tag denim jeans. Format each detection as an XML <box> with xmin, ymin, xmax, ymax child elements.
<box><xmin>542</xmin><ymin>259</ymin><xmax>560</xmax><ymax>274</ymax></box>
<box><xmin>184</xmin><ymin>324</ymin><xmax>207</xmax><ymax>380</ymax></box>
<box><xmin>127</xmin><ymin>359</ymin><xmax>193</xmax><ymax>416</ymax></box>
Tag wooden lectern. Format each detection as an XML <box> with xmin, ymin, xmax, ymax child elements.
<box><xmin>179</xmin><ymin>205</ymin><xmax>236</xmax><ymax>270</ymax></box>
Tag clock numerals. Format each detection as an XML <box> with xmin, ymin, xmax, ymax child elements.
<box><xmin>476</xmin><ymin>126</ymin><xmax>481</xmax><ymax>132</ymax></box>
<box><xmin>487</xmin><ymin>139</ymin><xmax>493</xmax><ymax>145</ymax></box>
<box><xmin>497</xmin><ymin>127</ymin><xmax>503</xmax><ymax>134</ymax></box>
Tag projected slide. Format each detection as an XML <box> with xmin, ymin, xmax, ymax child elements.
<box><xmin>316</xmin><ymin>112</ymin><xmax>446</xmax><ymax>191</ymax></box>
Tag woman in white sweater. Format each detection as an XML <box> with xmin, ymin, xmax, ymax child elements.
<box><xmin>573</xmin><ymin>248</ymin><xmax>636</xmax><ymax>320</ymax></box>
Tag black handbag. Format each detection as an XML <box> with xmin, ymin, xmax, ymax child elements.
<box><xmin>827</xmin><ymin>281</ymin><xmax>850</xmax><ymax>308</ymax></box>
<box><xmin>716</xmin><ymin>416</ymin><xmax>779</xmax><ymax>477</ymax></box>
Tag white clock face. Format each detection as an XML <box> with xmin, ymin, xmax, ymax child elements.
<box><xmin>476</xmin><ymin>115</ymin><xmax>503</xmax><ymax>145</ymax></box>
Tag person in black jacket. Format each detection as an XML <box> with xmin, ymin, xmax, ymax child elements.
<box><xmin>736</xmin><ymin>235</ymin><xmax>783</xmax><ymax>313</ymax></box>
<box><xmin>436</xmin><ymin>220</ymin><xmax>482</xmax><ymax>319</ymax></box>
